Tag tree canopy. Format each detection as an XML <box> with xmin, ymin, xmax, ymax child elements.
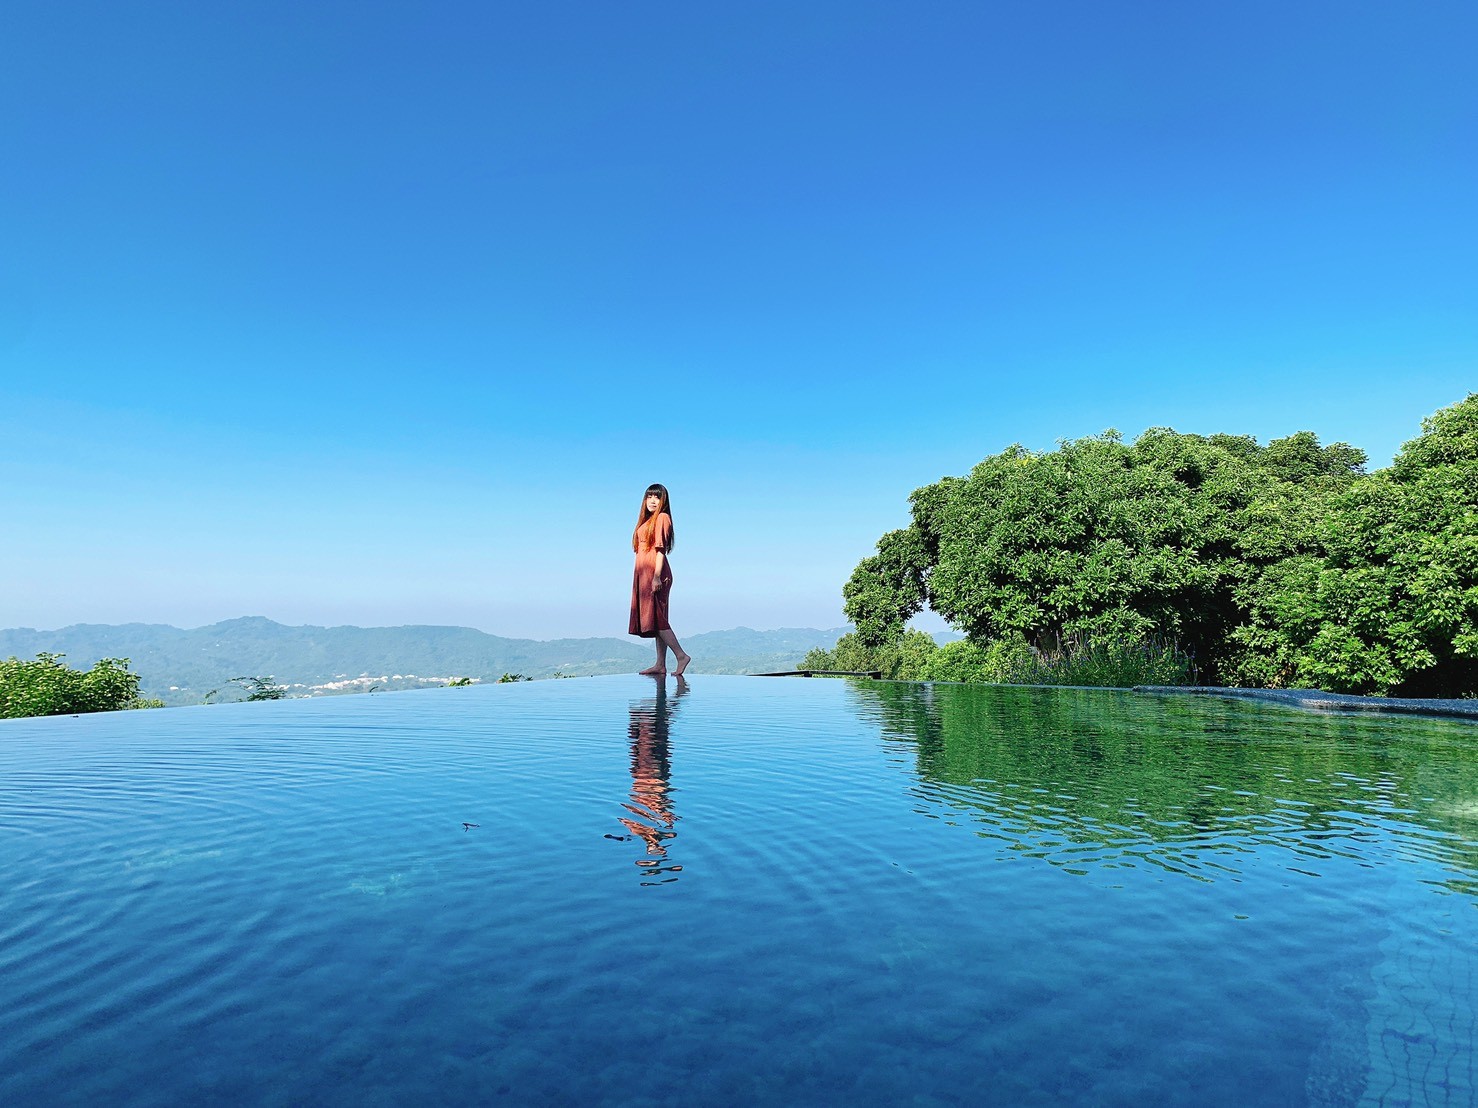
<box><xmin>1249</xmin><ymin>397</ymin><xmax>1478</xmax><ymax>695</ymax></box>
<box><xmin>840</xmin><ymin>394</ymin><xmax>1476</xmax><ymax>697</ymax></box>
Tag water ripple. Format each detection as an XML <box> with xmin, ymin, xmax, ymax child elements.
<box><xmin>2</xmin><ymin>677</ymin><xmax>1475</xmax><ymax>1106</ymax></box>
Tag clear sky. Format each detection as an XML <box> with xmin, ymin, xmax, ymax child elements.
<box><xmin>2</xmin><ymin>2</ymin><xmax>1474</xmax><ymax>639</ymax></box>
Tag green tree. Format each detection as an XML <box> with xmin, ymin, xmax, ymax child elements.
<box><xmin>1253</xmin><ymin>430</ymin><xmax>1369</xmax><ymax>486</ymax></box>
<box><xmin>840</xmin><ymin>400</ymin><xmax>1478</xmax><ymax>696</ymax></box>
<box><xmin>1261</xmin><ymin>394</ymin><xmax>1478</xmax><ymax>696</ymax></box>
<box><xmin>842</xmin><ymin>527</ymin><xmax>929</xmax><ymax>646</ymax></box>
<box><xmin>843</xmin><ymin>424</ymin><xmax>1371</xmax><ymax>688</ymax></box>
<box><xmin>0</xmin><ymin>653</ymin><xmax>161</xmax><ymax>718</ymax></box>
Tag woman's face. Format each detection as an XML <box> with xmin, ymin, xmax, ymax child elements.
<box><xmin>645</xmin><ymin>492</ymin><xmax>663</xmax><ymax>513</ymax></box>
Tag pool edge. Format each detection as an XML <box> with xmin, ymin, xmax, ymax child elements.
<box><xmin>1133</xmin><ymin>685</ymin><xmax>1478</xmax><ymax>722</ymax></box>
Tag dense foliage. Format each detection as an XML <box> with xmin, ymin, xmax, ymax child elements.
<box><xmin>1242</xmin><ymin>398</ymin><xmax>1478</xmax><ymax>695</ymax></box>
<box><xmin>0</xmin><ymin>653</ymin><xmax>163</xmax><ymax>719</ymax></box>
<box><xmin>834</xmin><ymin>395</ymin><xmax>1477</xmax><ymax>696</ymax></box>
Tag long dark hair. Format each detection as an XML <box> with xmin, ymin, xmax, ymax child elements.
<box><xmin>632</xmin><ymin>483</ymin><xmax>675</xmax><ymax>552</ymax></box>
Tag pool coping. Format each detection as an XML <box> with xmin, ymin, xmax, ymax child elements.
<box><xmin>1133</xmin><ymin>685</ymin><xmax>1478</xmax><ymax>722</ymax></box>
<box><xmin>807</xmin><ymin>675</ymin><xmax>1478</xmax><ymax>722</ymax></box>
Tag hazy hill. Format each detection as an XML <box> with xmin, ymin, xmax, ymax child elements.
<box><xmin>0</xmin><ymin>618</ymin><xmax>854</xmax><ymax>705</ymax></box>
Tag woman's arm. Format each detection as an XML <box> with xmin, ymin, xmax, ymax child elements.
<box><xmin>652</xmin><ymin>514</ymin><xmax>672</xmax><ymax>586</ymax></box>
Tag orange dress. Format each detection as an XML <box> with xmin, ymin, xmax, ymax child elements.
<box><xmin>629</xmin><ymin>512</ymin><xmax>673</xmax><ymax>637</ymax></box>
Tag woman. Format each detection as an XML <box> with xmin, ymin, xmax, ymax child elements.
<box><xmin>629</xmin><ymin>483</ymin><xmax>691</xmax><ymax>677</ymax></box>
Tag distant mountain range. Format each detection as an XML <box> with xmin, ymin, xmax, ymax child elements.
<box><xmin>0</xmin><ymin>618</ymin><xmax>859</xmax><ymax>705</ymax></box>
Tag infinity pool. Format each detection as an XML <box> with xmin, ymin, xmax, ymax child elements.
<box><xmin>2</xmin><ymin>676</ymin><xmax>1474</xmax><ymax>1106</ymax></box>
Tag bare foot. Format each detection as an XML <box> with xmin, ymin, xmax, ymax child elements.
<box><xmin>673</xmin><ymin>652</ymin><xmax>691</xmax><ymax>677</ymax></box>
<box><xmin>638</xmin><ymin>666</ymin><xmax>666</xmax><ymax>677</ymax></box>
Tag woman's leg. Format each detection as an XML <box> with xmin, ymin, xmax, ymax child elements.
<box><xmin>658</xmin><ymin>630</ymin><xmax>690</xmax><ymax>676</ymax></box>
<box><xmin>640</xmin><ymin>637</ymin><xmax>668</xmax><ymax>676</ymax></box>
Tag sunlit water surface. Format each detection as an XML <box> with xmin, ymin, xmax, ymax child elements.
<box><xmin>1</xmin><ymin>676</ymin><xmax>1475</xmax><ymax>1107</ymax></box>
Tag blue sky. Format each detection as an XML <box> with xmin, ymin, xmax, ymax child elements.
<box><xmin>2</xmin><ymin>1</ymin><xmax>1474</xmax><ymax>639</ymax></box>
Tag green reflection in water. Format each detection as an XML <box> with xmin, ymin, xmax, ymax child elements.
<box><xmin>849</xmin><ymin>681</ymin><xmax>1478</xmax><ymax>897</ymax></box>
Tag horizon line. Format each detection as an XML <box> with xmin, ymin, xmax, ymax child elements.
<box><xmin>0</xmin><ymin>615</ymin><xmax>862</xmax><ymax>642</ymax></box>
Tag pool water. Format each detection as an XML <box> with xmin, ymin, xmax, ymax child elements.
<box><xmin>1</xmin><ymin>676</ymin><xmax>1474</xmax><ymax>1106</ymax></box>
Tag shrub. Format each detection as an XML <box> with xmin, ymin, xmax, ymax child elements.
<box><xmin>0</xmin><ymin>653</ymin><xmax>161</xmax><ymax>719</ymax></box>
<box><xmin>800</xmin><ymin>630</ymin><xmax>939</xmax><ymax>680</ymax></box>
<box><xmin>1028</xmin><ymin>636</ymin><xmax>1197</xmax><ymax>687</ymax></box>
<box><xmin>914</xmin><ymin>635</ymin><xmax>1194</xmax><ymax>687</ymax></box>
<box><xmin>917</xmin><ymin>638</ymin><xmax>1038</xmax><ymax>683</ymax></box>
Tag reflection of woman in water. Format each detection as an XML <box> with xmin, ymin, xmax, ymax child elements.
<box><xmin>619</xmin><ymin>677</ymin><xmax>688</xmax><ymax>880</ymax></box>
<box><xmin>629</xmin><ymin>483</ymin><xmax>691</xmax><ymax>677</ymax></box>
